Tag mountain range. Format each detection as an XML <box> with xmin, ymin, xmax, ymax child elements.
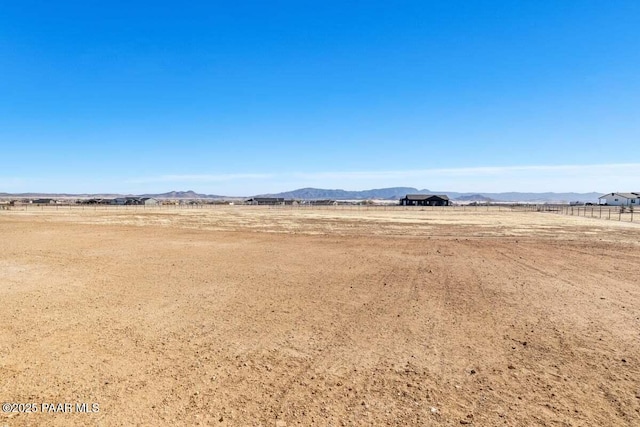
<box><xmin>0</xmin><ymin>187</ymin><xmax>603</xmax><ymax>202</ymax></box>
<box><xmin>258</xmin><ymin>187</ymin><xmax>602</xmax><ymax>203</ymax></box>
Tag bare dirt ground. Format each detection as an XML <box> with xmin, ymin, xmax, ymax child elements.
<box><xmin>1</xmin><ymin>206</ymin><xmax>639</xmax><ymax>426</ymax></box>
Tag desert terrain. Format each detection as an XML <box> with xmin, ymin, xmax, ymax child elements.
<box><xmin>1</xmin><ymin>206</ymin><xmax>639</xmax><ymax>426</ymax></box>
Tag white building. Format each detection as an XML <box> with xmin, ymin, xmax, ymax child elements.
<box><xmin>598</xmin><ymin>192</ymin><xmax>640</xmax><ymax>206</ymax></box>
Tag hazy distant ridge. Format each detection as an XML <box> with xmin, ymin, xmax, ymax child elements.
<box><xmin>1</xmin><ymin>188</ymin><xmax>602</xmax><ymax>202</ymax></box>
<box><xmin>140</xmin><ymin>190</ymin><xmax>226</xmax><ymax>199</ymax></box>
<box><xmin>259</xmin><ymin>187</ymin><xmax>602</xmax><ymax>202</ymax></box>
<box><xmin>258</xmin><ymin>187</ymin><xmax>419</xmax><ymax>200</ymax></box>
<box><xmin>0</xmin><ymin>190</ymin><xmax>226</xmax><ymax>199</ymax></box>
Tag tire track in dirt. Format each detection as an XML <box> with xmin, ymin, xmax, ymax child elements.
<box><xmin>267</xmin><ymin>259</ymin><xmax>404</xmax><ymax>423</ymax></box>
<box><xmin>480</xmin><ymin>241</ymin><xmax>640</xmax><ymax>426</ymax></box>
<box><xmin>3</xmin><ymin>210</ymin><xmax>640</xmax><ymax>426</ymax></box>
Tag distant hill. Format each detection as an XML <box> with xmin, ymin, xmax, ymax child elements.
<box><xmin>453</xmin><ymin>191</ymin><xmax>601</xmax><ymax>203</ymax></box>
<box><xmin>140</xmin><ymin>190</ymin><xmax>226</xmax><ymax>199</ymax></box>
<box><xmin>0</xmin><ymin>190</ymin><xmax>228</xmax><ymax>199</ymax></box>
<box><xmin>257</xmin><ymin>187</ymin><xmax>602</xmax><ymax>203</ymax></box>
<box><xmin>0</xmin><ymin>192</ymin><xmax>123</xmax><ymax>198</ymax></box>
<box><xmin>455</xmin><ymin>194</ymin><xmax>495</xmax><ymax>202</ymax></box>
<box><xmin>257</xmin><ymin>187</ymin><xmax>422</xmax><ymax>200</ymax></box>
<box><xmin>0</xmin><ymin>188</ymin><xmax>603</xmax><ymax>203</ymax></box>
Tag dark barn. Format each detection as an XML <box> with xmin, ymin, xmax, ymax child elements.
<box><xmin>400</xmin><ymin>194</ymin><xmax>450</xmax><ymax>206</ymax></box>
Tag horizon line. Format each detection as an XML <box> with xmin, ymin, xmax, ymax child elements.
<box><xmin>3</xmin><ymin>162</ymin><xmax>640</xmax><ymax>194</ymax></box>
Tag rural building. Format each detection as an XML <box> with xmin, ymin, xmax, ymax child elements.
<box><xmin>31</xmin><ymin>198</ymin><xmax>56</xmax><ymax>204</ymax></box>
<box><xmin>245</xmin><ymin>197</ymin><xmax>285</xmax><ymax>205</ymax></box>
<box><xmin>83</xmin><ymin>198</ymin><xmax>112</xmax><ymax>205</ymax></box>
<box><xmin>140</xmin><ymin>197</ymin><xmax>159</xmax><ymax>206</ymax></box>
<box><xmin>110</xmin><ymin>197</ymin><xmax>157</xmax><ymax>205</ymax></box>
<box><xmin>307</xmin><ymin>199</ymin><xmax>337</xmax><ymax>206</ymax></box>
<box><xmin>598</xmin><ymin>192</ymin><xmax>640</xmax><ymax>206</ymax></box>
<box><xmin>400</xmin><ymin>194</ymin><xmax>450</xmax><ymax>206</ymax></box>
<box><xmin>125</xmin><ymin>197</ymin><xmax>142</xmax><ymax>205</ymax></box>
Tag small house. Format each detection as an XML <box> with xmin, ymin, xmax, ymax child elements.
<box><xmin>31</xmin><ymin>198</ymin><xmax>55</xmax><ymax>204</ymax></box>
<box><xmin>309</xmin><ymin>199</ymin><xmax>337</xmax><ymax>206</ymax></box>
<box><xmin>400</xmin><ymin>194</ymin><xmax>450</xmax><ymax>206</ymax></box>
<box><xmin>245</xmin><ymin>197</ymin><xmax>285</xmax><ymax>205</ymax></box>
<box><xmin>598</xmin><ymin>192</ymin><xmax>640</xmax><ymax>206</ymax></box>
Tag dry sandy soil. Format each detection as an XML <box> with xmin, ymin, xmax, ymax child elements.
<box><xmin>1</xmin><ymin>206</ymin><xmax>639</xmax><ymax>426</ymax></box>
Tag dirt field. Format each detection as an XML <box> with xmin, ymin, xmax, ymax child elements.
<box><xmin>1</xmin><ymin>206</ymin><xmax>639</xmax><ymax>426</ymax></box>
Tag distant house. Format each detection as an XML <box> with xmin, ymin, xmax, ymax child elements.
<box><xmin>245</xmin><ymin>197</ymin><xmax>285</xmax><ymax>205</ymax></box>
<box><xmin>105</xmin><ymin>197</ymin><xmax>158</xmax><ymax>206</ymax></box>
<box><xmin>400</xmin><ymin>194</ymin><xmax>450</xmax><ymax>206</ymax></box>
<box><xmin>125</xmin><ymin>197</ymin><xmax>142</xmax><ymax>205</ymax></box>
<box><xmin>598</xmin><ymin>192</ymin><xmax>640</xmax><ymax>206</ymax></box>
<box><xmin>141</xmin><ymin>197</ymin><xmax>158</xmax><ymax>206</ymax></box>
<box><xmin>31</xmin><ymin>198</ymin><xmax>55</xmax><ymax>204</ymax></box>
<box><xmin>111</xmin><ymin>198</ymin><xmax>127</xmax><ymax>205</ymax></box>
<box><xmin>84</xmin><ymin>198</ymin><xmax>112</xmax><ymax>205</ymax></box>
<box><xmin>308</xmin><ymin>199</ymin><xmax>337</xmax><ymax>206</ymax></box>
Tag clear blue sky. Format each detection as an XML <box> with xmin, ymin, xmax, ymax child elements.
<box><xmin>2</xmin><ymin>1</ymin><xmax>639</xmax><ymax>195</ymax></box>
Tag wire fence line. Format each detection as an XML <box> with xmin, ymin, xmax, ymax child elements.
<box><xmin>536</xmin><ymin>204</ymin><xmax>635</xmax><ymax>223</ymax></box>
<box><xmin>2</xmin><ymin>203</ymin><xmax>527</xmax><ymax>212</ymax></box>
<box><xmin>0</xmin><ymin>202</ymin><xmax>634</xmax><ymax>222</ymax></box>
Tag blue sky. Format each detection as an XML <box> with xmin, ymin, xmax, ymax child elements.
<box><xmin>1</xmin><ymin>1</ymin><xmax>639</xmax><ymax>195</ymax></box>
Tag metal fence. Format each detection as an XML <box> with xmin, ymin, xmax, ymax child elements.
<box><xmin>536</xmin><ymin>204</ymin><xmax>635</xmax><ymax>223</ymax></box>
<box><xmin>2</xmin><ymin>202</ymin><xmax>634</xmax><ymax>223</ymax></box>
<box><xmin>1</xmin><ymin>203</ymin><xmax>523</xmax><ymax>212</ymax></box>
